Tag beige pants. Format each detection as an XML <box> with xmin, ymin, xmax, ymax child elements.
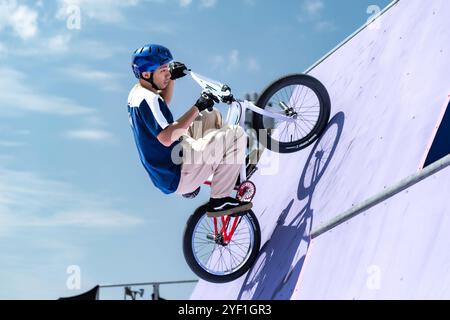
<box><xmin>175</xmin><ymin>108</ymin><xmax>247</xmax><ymax>199</ymax></box>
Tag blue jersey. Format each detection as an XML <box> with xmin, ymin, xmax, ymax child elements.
<box><xmin>127</xmin><ymin>84</ymin><xmax>181</xmax><ymax>194</ymax></box>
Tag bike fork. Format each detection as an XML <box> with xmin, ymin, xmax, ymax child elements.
<box><xmin>213</xmin><ymin>216</ymin><xmax>241</xmax><ymax>244</ymax></box>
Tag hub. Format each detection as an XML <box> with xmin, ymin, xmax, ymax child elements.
<box><xmin>206</xmin><ymin>233</ymin><xmax>228</xmax><ymax>246</ymax></box>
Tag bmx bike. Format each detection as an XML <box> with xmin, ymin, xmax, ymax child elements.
<box><xmin>182</xmin><ymin>70</ymin><xmax>331</xmax><ymax>283</ymax></box>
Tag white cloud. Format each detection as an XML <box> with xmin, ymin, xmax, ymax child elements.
<box><xmin>0</xmin><ymin>1</ymin><xmax>39</xmax><ymax>40</ymax></box>
<box><xmin>10</xmin><ymin>5</ymin><xmax>38</xmax><ymax>39</ymax></box>
<box><xmin>303</xmin><ymin>0</ymin><xmax>323</xmax><ymax>16</ymax></box>
<box><xmin>65</xmin><ymin>129</ymin><xmax>114</xmax><ymax>141</ymax></box>
<box><xmin>0</xmin><ymin>141</ymin><xmax>25</xmax><ymax>147</ymax></box>
<box><xmin>56</xmin><ymin>0</ymin><xmax>144</xmax><ymax>23</ymax></box>
<box><xmin>0</xmin><ymin>33</ymin><xmax>73</xmax><ymax>57</ymax></box>
<box><xmin>210</xmin><ymin>55</ymin><xmax>225</xmax><ymax>71</ymax></box>
<box><xmin>0</xmin><ymin>166</ymin><xmax>143</xmax><ymax>237</ymax></box>
<box><xmin>62</xmin><ymin>65</ymin><xmax>123</xmax><ymax>92</ymax></box>
<box><xmin>148</xmin><ymin>24</ymin><xmax>175</xmax><ymax>34</ymax></box>
<box><xmin>180</xmin><ymin>0</ymin><xmax>192</xmax><ymax>7</ymax></box>
<box><xmin>75</xmin><ymin>39</ymin><xmax>129</xmax><ymax>59</ymax></box>
<box><xmin>177</xmin><ymin>0</ymin><xmax>217</xmax><ymax>8</ymax></box>
<box><xmin>200</xmin><ymin>0</ymin><xmax>217</xmax><ymax>8</ymax></box>
<box><xmin>247</xmin><ymin>57</ymin><xmax>261</xmax><ymax>72</ymax></box>
<box><xmin>315</xmin><ymin>20</ymin><xmax>336</xmax><ymax>32</ymax></box>
<box><xmin>48</xmin><ymin>34</ymin><xmax>72</xmax><ymax>53</ymax></box>
<box><xmin>210</xmin><ymin>49</ymin><xmax>239</xmax><ymax>72</ymax></box>
<box><xmin>9</xmin><ymin>35</ymin><xmax>129</xmax><ymax>60</ymax></box>
<box><xmin>229</xmin><ymin>49</ymin><xmax>239</xmax><ymax>67</ymax></box>
<box><xmin>0</xmin><ymin>0</ymin><xmax>38</xmax><ymax>40</ymax></box>
<box><xmin>210</xmin><ymin>50</ymin><xmax>260</xmax><ymax>73</ymax></box>
<box><xmin>20</xmin><ymin>209</ymin><xmax>141</xmax><ymax>228</ymax></box>
<box><xmin>56</xmin><ymin>0</ymin><xmax>178</xmax><ymax>32</ymax></box>
<box><xmin>0</xmin><ymin>67</ymin><xmax>94</xmax><ymax>117</ymax></box>
<box><xmin>298</xmin><ymin>0</ymin><xmax>335</xmax><ymax>33</ymax></box>
<box><xmin>178</xmin><ymin>0</ymin><xmax>218</xmax><ymax>8</ymax></box>
<box><xmin>83</xmin><ymin>116</ymin><xmax>108</xmax><ymax>127</ymax></box>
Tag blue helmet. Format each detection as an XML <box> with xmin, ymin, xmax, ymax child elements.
<box><xmin>131</xmin><ymin>44</ymin><xmax>173</xmax><ymax>79</ymax></box>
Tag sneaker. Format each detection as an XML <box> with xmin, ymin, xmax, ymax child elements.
<box><xmin>206</xmin><ymin>197</ymin><xmax>253</xmax><ymax>217</ymax></box>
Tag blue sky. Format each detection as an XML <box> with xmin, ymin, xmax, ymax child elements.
<box><xmin>0</xmin><ymin>0</ymin><xmax>392</xmax><ymax>299</ymax></box>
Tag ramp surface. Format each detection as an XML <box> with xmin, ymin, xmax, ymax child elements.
<box><xmin>191</xmin><ymin>0</ymin><xmax>450</xmax><ymax>299</ymax></box>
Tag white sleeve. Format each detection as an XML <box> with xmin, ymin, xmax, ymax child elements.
<box><xmin>146</xmin><ymin>95</ymin><xmax>169</xmax><ymax>130</ymax></box>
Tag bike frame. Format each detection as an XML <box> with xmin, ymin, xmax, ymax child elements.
<box><xmin>187</xmin><ymin>70</ymin><xmax>297</xmax><ymax>184</ymax></box>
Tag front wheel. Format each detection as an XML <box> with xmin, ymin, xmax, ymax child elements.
<box><xmin>183</xmin><ymin>204</ymin><xmax>261</xmax><ymax>283</ymax></box>
<box><xmin>253</xmin><ymin>74</ymin><xmax>331</xmax><ymax>153</ymax></box>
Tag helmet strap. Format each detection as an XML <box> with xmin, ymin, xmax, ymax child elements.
<box><xmin>142</xmin><ymin>72</ymin><xmax>161</xmax><ymax>91</ymax></box>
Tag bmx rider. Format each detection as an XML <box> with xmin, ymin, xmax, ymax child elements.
<box><xmin>127</xmin><ymin>44</ymin><xmax>253</xmax><ymax>217</ymax></box>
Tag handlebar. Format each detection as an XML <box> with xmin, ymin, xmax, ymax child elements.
<box><xmin>185</xmin><ymin>70</ymin><xmax>235</xmax><ymax>105</ymax></box>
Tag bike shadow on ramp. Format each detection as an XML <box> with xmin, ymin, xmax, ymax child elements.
<box><xmin>237</xmin><ymin>112</ymin><xmax>345</xmax><ymax>300</ymax></box>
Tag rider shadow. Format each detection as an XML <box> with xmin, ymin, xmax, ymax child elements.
<box><xmin>237</xmin><ymin>112</ymin><xmax>345</xmax><ymax>300</ymax></box>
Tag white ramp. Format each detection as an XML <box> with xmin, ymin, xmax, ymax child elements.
<box><xmin>191</xmin><ymin>0</ymin><xmax>450</xmax><ymax>299</ymax></box>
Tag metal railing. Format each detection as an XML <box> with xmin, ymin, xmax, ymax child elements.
<box><xmin>99</xmin><ymin>280</ymin><xmax>198</xmax><ymax>300</ymax></box>
<box><xmin>311</xmin><ymin>153</ymin><xmax>450</xmax><ymax>238</ymax></box>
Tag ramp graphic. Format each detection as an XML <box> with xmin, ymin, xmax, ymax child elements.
<box><xmin>191</xmin><ymin>0</ymin><xmax>450</xmax><ymax>299</ymax></box>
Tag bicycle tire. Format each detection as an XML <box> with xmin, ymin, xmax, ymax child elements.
<box><xmin>183</xmin><ymin>204</ymin><xmax>261</xmax><ymax>283</ymax></box>
<box><xmin>253</xmin><ymin>74</ymin><xmax>331</xmax><ymax>153</ymax></box>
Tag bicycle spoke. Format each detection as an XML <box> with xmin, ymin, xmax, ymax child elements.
<box><xmin>229</xmin><ymin>240</ymin><xmax>250</xmax><ymax>256</ymax></box>
<box><xmin>192</xmin><ymin>213</ymin><xmax>255</xmax><ymax>275</ymax></box>
<box><xmin>292</xmin><ymin>85</ymin><xmax>300</xmax><ymax>109</ymax></box>
<box><xmin>260</xmin><ymin>82</ymin><xmax>324</xmax><ymax>144</ymax></box>
<box><xmin>226</xmin><ymin>246</ymin><xmax>246</xmax><ymax>269</ymax></box>
<box><xmin>197</xmin><ymin>243</ymin><xmax>218</xmax><ymax>263</ymax></box>
<box><xmin>193</xmin><ymin>239</ymin><xmax>213</xmax><ymax>246</ymax></box>
<box><xmin>213</xmin><ymin>247</ymin><xmax>223</xmax><ymax>271</ymax></box>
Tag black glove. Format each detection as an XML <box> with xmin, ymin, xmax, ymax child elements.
<box><xmin>195</xmin><ymin>92</ymin><xmax>218</xmax><ymax>112</ymax></box>
<box><xmin>169</xmin><ymin>61</ymin><xmax>188</xmax><ymax>80</ymax></box>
